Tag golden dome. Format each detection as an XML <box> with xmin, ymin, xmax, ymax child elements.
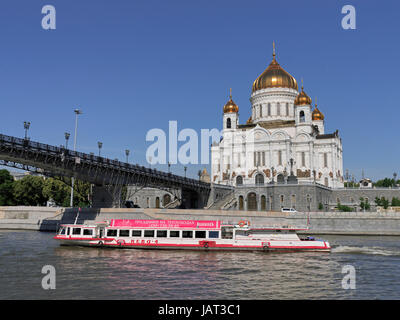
<box><xmin>246</xmin><ymin>116</ymin><xmax>252</xmax><ymax>124</ymax></box>
<box><xmin>312</xmin><ymin>105</ymin><xmax>324</xmax><ymax>121</ymax></box>
<box><xmin>294</xmin><ymin>83</ymin><xmax>312</xmax><ymax>106</ymax></box>
<box><xmin>252</xmin><ymin>46</ymin><xmax>298</xmax><ymax>92</ymax></box>
<box><xmin>223</xmin><ymin>89</ymin><xmax>239</xmax><ymax>113</ymax></box>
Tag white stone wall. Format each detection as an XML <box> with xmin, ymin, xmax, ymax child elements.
<box><xmin>212</xmin><ymin>88</ymin><xmax>344</xmax><ymax>188</ymax></box>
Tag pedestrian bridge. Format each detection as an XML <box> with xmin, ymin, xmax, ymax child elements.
<box><xmin>0</xmin><ymin>133</ymin><xmax>232</xmax><ymax>208</ymax></box>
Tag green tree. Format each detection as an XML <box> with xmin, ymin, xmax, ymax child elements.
<box><xmin>374</xmin><ymin>178</ymin><xmax>395</xmax><ymax>188</ymax></box>
<box><xmin>359</xmin><ymin>197</ymin><xmax>371</xmax><ymax>211</ymax></box>
<box><xmin>375</xmin><ymin>196</ymin><xmax>390</xmax><ymax>209</ymax></box>
<box><xmin>337</xmin><ymin>201</ymin><xmax>353</xmax><ymax>212</ymax></box>
<box><xmin>0</xmin><ymin>169</ymin><xmax>15</xmax><ymax>206</ymax></box>
<box><xmin>42</xmin><ymin>178</ymin><xmax>71</xmax><ymax>206</ymax></box>
<box><xmin>13</xmin><ymin>175</ymin><xmax>46</xmax><ymax>206</ymax></box>
<box><xmin>72</xmin><ymin>179</ymin><xmax>91</xmax><ymax>207</ymax></box>
<box><xmin>391</xmin><ymin>197</ymin><xmax>400</xmax><ymax>207</ymax></box>
<box><xmin>48</xmin><ymin>177</ymin><xmax>91</xmax><ymax>207</ymax></box>
<box><xmin>344</xmin><ymin>181</ymin><xmax>360</xmax><ymax>188</ymax></box>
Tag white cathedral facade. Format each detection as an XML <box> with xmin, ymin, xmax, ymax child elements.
<box><xmin>211</xmin><ymin>48</ymin><xmax>344</xmax><ymax>188</ymax></box>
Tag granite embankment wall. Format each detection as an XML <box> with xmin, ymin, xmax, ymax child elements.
<box><xmin>1</xmin><ymin>206</ymin><xmax>400</xmax><ymax>235</ymax></box>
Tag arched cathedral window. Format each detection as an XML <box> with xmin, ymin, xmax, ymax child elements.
<box><xmin>255</xmin><ymin>174</ymin><xmax>264</xmax><ymax>185</ymax></box>
<box><xmin>299</xmin><ymin>111</ymin><xmax>305</xmax><ymax>123</ymax></box>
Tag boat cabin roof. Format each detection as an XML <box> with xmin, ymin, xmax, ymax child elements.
<box><xmin>59</xmin><ymin>219</ymin><xmax>308</xmax><ymax>232</ymax></box>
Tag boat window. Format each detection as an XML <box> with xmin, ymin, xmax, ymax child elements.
<box><xmin>195</xmin><ymin>231</ymin><xmax>206</xmax><ymax>239</ymax></box>
<box><xmin>157</xmin><ymin>230</ymin><xmax>167</xmax><ymax>238</ymax></box>
<box><xmin>289</xmin><ymin>230</ymin><xmax>295</xmax><ymax>233</ymax></box>
<box><xmin>276</xmin><ymin>229</ymin><xmax>281</xmax><ymax>233</ymax></box>
<box><xmin>221</xmin><ymin>227</ymin><xmax>233</xmax><ymax>239</ymax></box>
<box><xmin>169</xmin><ymin>230</ymin><xmax>180</xmax><ymax>238</ymax></box>
<box><xmin>144</xmin><ymin>230</ymin><xmax>155</xmax><ymax>237</ymax></box>
<box><xmin>235</xmin><ymin>230</ymin><xmax>249</xmax><ymax>237</ymax></box>
<box><xmin>59</xmin><ymin>227</ymin><xmax>66</xmax><ymax>235</ymax></box>
<box><xmin>83</xmin><ymin>229</ymin><xmax>93</xmax><ymax>236</ymax></box>
<box><xmin>131</xmin><ymin>230</ymin><xmax>142</xmax><ymax>237</ymax></box>
<box><xmin>107</xmin><ymin>229</ymin><xmax>117</xmax><ymax>237</ymax></box>
<box><xmin>182</xmin><ymin>231</ymin><xmax>193</xmax><ymax>238</ymax></box>
<box><xmin>119</xmin><ymin>230</ymin><xmax>130</xmax><ymax>237</ymax></box>
<box><xmin>208</xmin><ymin>231</ymin><xmax>219</xmax><ymax>239</ymax></box>
<box><xmin>72</xmin><ymin>228</ymin><xmax>81</xmax><ymax>235</ymax></box>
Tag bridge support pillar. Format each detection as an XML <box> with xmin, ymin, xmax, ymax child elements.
<box><xmin>180</xmin><ymin>189</ymin><xmax>210</xmax><ymax>209</ymax></box>
<box><xmin>92</xmin><ymin>185</ymin><xmax>124</xmax><ymax>208</ymax></box>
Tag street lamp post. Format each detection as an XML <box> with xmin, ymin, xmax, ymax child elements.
<box><xmin>64</xmin><ymin>132</ymin><xmax>70</xmax><ymax>149</ymax></box>
<box><xmin>184</xmin><ymin>166</ymin><xmax>187</xmax><ymax>178</ymax></box>
<box><xmin>23</xmin><ymin>121</ymin><xmax>30</xmax><ymax>140</ymax></box>
<box><xmin>168</xmin><ymin>162</ymin><xmax>171</xmax><ymax>173</ymax></box>
<box><xmin>125</xmin><ymin>149</ymin><xmax>130</xmax><ymax>163</ymax></box>
<box><xmin>98</xmin><ymin>142</ymin><xmax>103</xmax><ymax>157</ymax></box>
<box><xmin>70</xmin><ymin>109</ymin><xmax>82</xmax><ymax>207</ymax></box>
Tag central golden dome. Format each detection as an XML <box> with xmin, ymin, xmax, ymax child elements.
<box><xmin>252</xmin><ymin>48</ymin><xmax>298</xmax><ymax>93</ymax></box>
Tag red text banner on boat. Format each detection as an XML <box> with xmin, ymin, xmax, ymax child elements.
<box><xmin>109</xmin><ymin>219</ymin><xmax>221</xmax><ymax>230</ymax></box>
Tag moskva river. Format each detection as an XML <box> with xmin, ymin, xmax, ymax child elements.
<box><xmin>1</xmin><ymin>230</ymin><xmax>400</xmax><ymax>299</ymax></box>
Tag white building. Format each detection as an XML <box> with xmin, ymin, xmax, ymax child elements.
<box><xmin>211</xmin><ymin>47</ymin><xmax>344</xmax><ymax>188</ymax></box>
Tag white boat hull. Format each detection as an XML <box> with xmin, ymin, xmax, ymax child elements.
<box><xmin>56</xmin><ymin>237</ymin><xmax>330</xmax><ymax>252</ymax></box>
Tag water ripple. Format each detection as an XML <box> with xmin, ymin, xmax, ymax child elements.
<box><xmin>1</xmin><ymin>231</ymin><xmax>400</xmax><ymax>299</ymax></box>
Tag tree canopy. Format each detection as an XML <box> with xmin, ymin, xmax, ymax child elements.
<box><xmin>0</xmin><ymin>170</ymin><xmax>15</xmax><ymax>206</ymax></box>
<box><xmin>0</xmin><ymin>170</ymin><xmax>91</xmax><ymax>207</ymax></box>
<box><xmin>374</xmin><ymin>178</ymin><xmax>400</xmax><ymax>188</ymax></box>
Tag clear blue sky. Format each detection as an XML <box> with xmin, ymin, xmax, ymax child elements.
<box><xmin>0</xmin><ymin>0</ymin><xmax>399</xmax><ymax>181</ymax></box>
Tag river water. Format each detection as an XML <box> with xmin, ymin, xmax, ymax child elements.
<box><xmin>1</xmin><ymin>230</ymin><xmax>399</xmax><ymax>300</ymax></box>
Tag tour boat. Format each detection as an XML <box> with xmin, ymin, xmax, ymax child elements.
<box><xmin>53</xmin><ymin>219</ymin><xmax>330</xmax><ymax>252</ymax></box>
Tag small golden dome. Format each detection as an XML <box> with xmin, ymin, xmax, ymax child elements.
<box><xmin>294</xmin><ymin>83</ymin><xmax>312</xmax><ymax>106</ymax></box>
<box><xmin>246</xmin><ymin>116</ymin><xmax>252</xmax><ymax>124</ymax></box>
<box><xmin>223</xmin><ymin>89</ymin><xmax>239</xmax><ymax>113</ymax></box>
<box><xmin>312</xmin><ymin>105</ymin><xmax>324</xmax><ymax>121</ymax></box>
<box><xmin>252</xmin><ymin>44</ymin><xmax>298</xmax><ymax>92</ymax></box>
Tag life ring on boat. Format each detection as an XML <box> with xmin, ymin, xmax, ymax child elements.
<box><xmin>203</xmin><ymin>242</ymin><xmax>209</xmax><ymax>249</ymax></box>
<box><xmin>98</xmin><ymin>241</ymin><xmax>104</xmax><ymax>246</ymax></box>
<box><xmin>238</xmin><ymin>220</ymin><xmax>247</xmax><ymax>227</ymax></box>
<box><xmin>262</xmin><ymin>242</ymin><xmax>270</xmax><ymax>251</ymax></box>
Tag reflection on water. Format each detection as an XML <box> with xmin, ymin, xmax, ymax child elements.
<box><xmin>1</xmin><ymin>231</ymin><xmax>400</xmax><ymax>299</ymax></box>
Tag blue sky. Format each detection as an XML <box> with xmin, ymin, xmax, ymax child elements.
<box><xmin>0</xmin><ymin>0</ymin><xmax>399</xmax><ymax>180</ymax></box>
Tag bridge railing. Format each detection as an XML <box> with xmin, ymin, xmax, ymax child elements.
<box><xmin>0</xmin><ymin>133</ymin><xmax>210</xmax><ymax>189</ymax></box>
